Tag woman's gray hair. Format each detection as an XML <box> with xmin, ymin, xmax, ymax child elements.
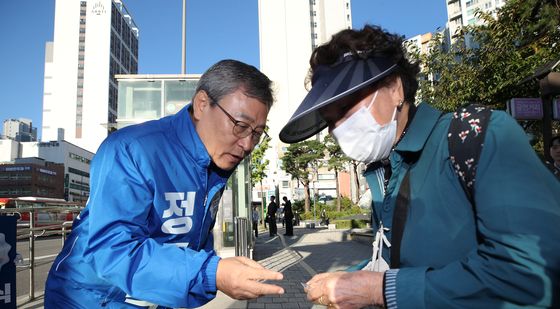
<box><xmin>195</xmin><ymin>59</ymin><xmax>274</xmax><ymax>109</ymax></box>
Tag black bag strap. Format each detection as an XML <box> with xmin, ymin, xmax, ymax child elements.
<box><xmin>390</xmin><ymin>170</ymin><xmax>410</xmax><ymax>268</ymax></box>
<box><xmin>448</xmin><ymin>104</ymin><xmax>492</xmax><ymax>204</ymax></box>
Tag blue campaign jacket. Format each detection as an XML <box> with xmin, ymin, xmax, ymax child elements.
<box><xmin>365</xmin><ymin>103</ymin><xmax>560</xmax><ymax>308</ymax></box>
<box><xmin>45</xmin><ymin>105</ymin><xmax>231</xmax><ymax>308</ymax></box>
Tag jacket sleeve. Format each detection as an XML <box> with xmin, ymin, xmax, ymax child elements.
<box><xmin>387</xmin><ymin>111</ymin><xmax>560</xmax><ymax>308</ymax></box>
<box><xmin>85</xmin><ymin>137</ymin><xmax>220</xmax><ymax>308</ymax></box>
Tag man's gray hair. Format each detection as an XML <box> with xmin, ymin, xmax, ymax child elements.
<box><xmin>195</xmin><ymin>59</ymin><xmax>274</xmax><ymax>109</ymax></box>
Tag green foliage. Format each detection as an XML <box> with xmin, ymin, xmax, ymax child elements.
<box><xmin>339</xmin><ymin>196</ymin><xmax>355</xmax><ymax>211</ymax></box>
<box><xmin>323</xmin><ymin>134</ymin><xmax>351</xmax><ymax>211</ymax></box>
<box><xmin>332</xmin><ymin>219</ymin><xmax>369</xmax><ymax>229</ymax></box>
<box><xmin>298</xmin><ymin>199</ymin><xmax>367</xmax><ymax>222</ymax></box>
<box><xmin>280</xmin><ymin>140</ymin><xmax>326</xmax><ymax>212</ymax></box>
<box><xmin>416</xmin><ymin>0</ymin><xmax>560</xmax><ymax>112</ymax></box>
<box><xmin>292</xmin><ymin>199</ymin><xmax>305</xmax><ymax>214</ymax></box>
<box><xmin>250</xmin><ymin>133</ymin><xmax>271</xmax><ymax>188</ymax></box>
<box><xmin>412</xmin><ymin>0</ymin><xmax>560</xmax><ymax>156</ymax></box>
<box><xmin>324</xmin><ymin>134</ymin><xmax>348</xmax><ymax>172</ymax></box>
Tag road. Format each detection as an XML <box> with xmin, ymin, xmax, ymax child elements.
<box><xmin>16</xmin><ymin>235</ymin><xmax>64</xmax><ymax>300</ymax></box>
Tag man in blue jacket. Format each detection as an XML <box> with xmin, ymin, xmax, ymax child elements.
<box><xmin>45</xmin><ymin>60</ymin><xmax>284</xmax><ymax>308</ymax></box>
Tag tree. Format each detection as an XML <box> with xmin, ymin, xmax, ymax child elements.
<box><xmin>417</xmin><ymin>0</ymin><xmax>560</xmax><ymax>112</ymax></box>
<box><xmin>250</xmin><ymin>133</ymin><xmax>271</xmax><ymax>225</ymax></box>
<box><xmin>414</xmin><ymin>0</ymin><xmax>560</xmax><ymax>154</ymax></box>
<box><xmin>280</xmin><ymin>140</ymin><xmax>326</xmax><ymax>213</ymax></box>
<box><xmin>323</xmin><ymin>134</ymin><xmax>350</xmax><ymax>211</ymax></box>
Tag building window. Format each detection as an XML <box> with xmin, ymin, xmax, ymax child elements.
<box><xmin>318</xmin><ymin>173</ymin><xmax>335</xmax><ymax>180</ymax></box>
<box><xmin>282</xmin><ymin>181</ymin><xmax>289</xmax><ymax>188</ymax></box>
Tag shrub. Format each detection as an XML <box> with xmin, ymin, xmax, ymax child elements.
<box><xmin>332</xmin><ymin>219</ymin><xmax>369</xmax><ymax>229</ymax></box>
<box><xmin>292</xmin><ymin>199</ymin><xmax>305</xmax><ymax>213</ymax></box>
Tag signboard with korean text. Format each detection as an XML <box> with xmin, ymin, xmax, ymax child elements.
<box><xmin>507</xmin><ymin>98</ymin><xmax>543</xmax><ymax>120</ymax></box>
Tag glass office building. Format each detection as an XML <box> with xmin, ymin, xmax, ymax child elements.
<box><xmin>115</xmin><ymin>74</ymin><xmax>253</xmax><ymax>255</ymax></box>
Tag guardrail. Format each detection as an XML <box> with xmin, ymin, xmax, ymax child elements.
<box><xmin>0</xmin><ymin>207</ymin><xmax>81</xmax><ymax>302</ymax></box>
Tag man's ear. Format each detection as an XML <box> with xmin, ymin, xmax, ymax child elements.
<box><xmin>192</xmin><ymin>90</ymin><xmax>211</xmax><ymax>121</ymax></box>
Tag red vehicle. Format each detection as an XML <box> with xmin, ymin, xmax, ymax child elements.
<box><xmin>3</xmin><ymin>197</ymin><xmax>83</xmax><ymax>227</ymax></box>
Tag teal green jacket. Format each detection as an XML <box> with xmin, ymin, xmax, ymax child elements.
<box><xmin>365</xmin><ymin>103</ymin><xmax>560</xmax><ymax>308</ymax></box>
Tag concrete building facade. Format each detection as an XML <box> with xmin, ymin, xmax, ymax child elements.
<box><xmin>2</xmin><ymin>118</ymin><xmax>37</xmax><ymax>142</ymax></box>
<box><xmin>42</xmin><ymin>0</ymin><xmax>139</xmax><ymax>153</ymax></box>
<box><xmin>19</xmin><ymin>139</ymin><xmax>93</xmax><ymax>205</ymax></box>
<box><xmin>446</xmin><ymin>0</ymin><xmax>507</xmax><ymax>43</ymax></box>
<box><xmin>257</xmin><ymin>0</ymin><xmax>352</xmax><ymax>203</ymax></box>
<box><xmin>0</xmin><ymin>158</ymin><xmax>65</xmax><ymax>199</ymax></box>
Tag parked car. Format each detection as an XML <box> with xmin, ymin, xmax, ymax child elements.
<box><xmin>318</xmin><ymin>194</ymin><xmax>334</xmax><ymax>203</ymax></box>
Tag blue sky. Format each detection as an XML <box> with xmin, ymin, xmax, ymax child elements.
<box><xmin>0</xmin><ymin>0</ymin><xmax>447</xmax><ymax>140</ymax></box>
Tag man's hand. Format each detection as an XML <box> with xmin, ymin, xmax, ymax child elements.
<box><xmin>304</xmin><ymin>271</ymin><xmax>385</xmax><ymax>309</ymax></box>
<box><xmin>216</xmin><ymin>256</ymin><xmax>284</xmax><ymax>300</ymax></box>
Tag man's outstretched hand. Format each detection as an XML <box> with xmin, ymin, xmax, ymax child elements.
<box><xmin>216</xmin><ymin>256</ymin><xmax>284</xmax><ymax>300</ymax></box>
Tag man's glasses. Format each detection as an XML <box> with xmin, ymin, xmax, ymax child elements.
<box><xmin>214</xmin><ymin>102</ymin><xmax>269</xmax><ymax>144</ymax></box>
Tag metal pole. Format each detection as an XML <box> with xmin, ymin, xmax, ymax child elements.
<box><xmin>313</xmin><ymin>182</ymin><xmax>316</xmax><ymax>228</ymax></box>
<box><xmin>28</xmin><ymin>211</ymin><xmax>35</xmax><ymax>300</ymax></box>
<box><xmin>62</xmin><ymin>223</ymin><xmax>66</xmax><ymax>247</ymax></box>
<box><xmin>181</xmin><ymin>0</ymin><xmax>186</xmax><ymax>74</ymax></box>
<box><xmin>241</xmin><ymin>218</ymin><xmax>248</xmax><ymax>257</ymax></box>
<box><xmin>234</xmin><ymin>217</ymin><xmax>239</xmax><ymax>256</ymax></box>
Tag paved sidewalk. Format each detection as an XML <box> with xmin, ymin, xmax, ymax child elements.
<box><xmin>16</xmin><ymin>226</ymin><xmax>372</xmax><ymax>309</ymax></box>
<box><xmin>246</xmin><ymin>225</ymin><xmax>372</xmax><ymax>309</ymax></box>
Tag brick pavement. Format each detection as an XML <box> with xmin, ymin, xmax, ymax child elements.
<box><xmin>245</xmin><ymin>225</ymin><xmax>372</xmax><ymax>309</ymax></box>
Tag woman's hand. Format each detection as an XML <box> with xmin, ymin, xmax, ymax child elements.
<box><xmin>304</xmin><ymin>271</ymin><xmax>385</xmax><ymax>308</ymax></box>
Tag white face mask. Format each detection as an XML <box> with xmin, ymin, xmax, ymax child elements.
<box><xmin>332</xmin><ymin>90</ymin><xmax>397</xmax><ymax>164</ymax></box>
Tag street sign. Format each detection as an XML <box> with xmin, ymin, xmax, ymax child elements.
<box><xmin>507</xmin><ymin>98</ymin><xmax>543</xmax><ymax>120</ymax></box>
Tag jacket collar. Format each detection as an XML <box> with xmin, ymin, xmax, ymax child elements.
<box><xmin>394</xmin><ymin>103</ymin><xmax>442</xmax><ymax>154</ymax></box>
<box><xmin>170</xmin><ymin>104</ymin><xmax>235</xmax><ymax>179</ymax></box>
<box><xmin>170</xmin><ymin>104</ymin><xmax>212</xmax><ymax>168</ymax></box>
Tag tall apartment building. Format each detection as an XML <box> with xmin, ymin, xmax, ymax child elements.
<box><xmin>258</xmin><ymin>0</ymin><xmax>352</xmax><ymax>202</ymax></box>
<box><xmin>42</xmin><ymin>0</ymin><xmax>139</xmax><ymax>153</ymax></box>
<box><xmin>2</xmin><ymin>118</ymin><xmax>37</xmax><ymax>142</ymax></box>
<box><xmin>446</xmin><ymin>0</ymin><xmax>507</xmax><ymax>43</ymax></box>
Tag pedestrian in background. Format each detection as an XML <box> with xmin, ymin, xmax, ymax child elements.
<box><xmin>282</xmin><ymin>196</ymin><xmax>294</xmax><ymax>236</ymax></box>
<box><xmin>320</xmin><ymin>208</ymin><xmax>327</xmax><ymax>226</ymax></box>
<box><xmin>252</xmin><ymin>205</ymin><xmax>260</xmax><ymax>238</ymax></box>
<box><xmin>267</xmin><ymin>195</ymin><xmax>278</xmax><ymax>236</ymax></box>
<box><xmin>45</xmin><ymin>60</ymin><xmax>285</xmax><ymax>308</ymax></box>
<box><xmin>280</xmin><ymin>24</ymin><xmax>560</xmax><ymax>308</ymax></box>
